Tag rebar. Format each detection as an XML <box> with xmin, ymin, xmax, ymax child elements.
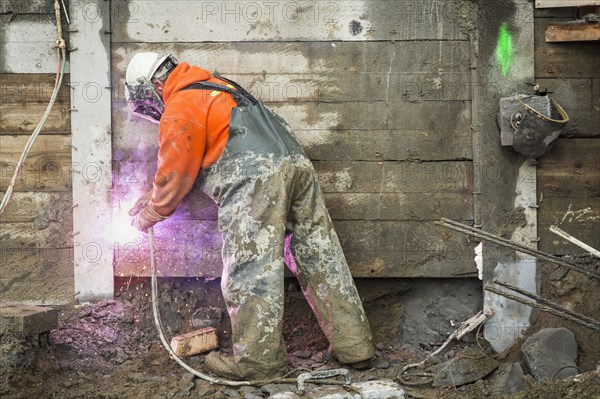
<box><xmin>493</xmin><ymin>278</ymin><xmax>600</xmax><ymax>327</ymax></box>
<box><xmin>435</xmin><ymin>218</ymin><xmax>600</xmax><ymax>279</ymax></box>
<box><xmin>484</xmin><ymin>284</ymin><xmax>600</xmax><ymax>331</ymax></box>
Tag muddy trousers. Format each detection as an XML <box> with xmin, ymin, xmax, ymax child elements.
<box><xmin>201</xmin><ymin>154</ymin><xmax>374</xmax><ymax>377</ymax></box>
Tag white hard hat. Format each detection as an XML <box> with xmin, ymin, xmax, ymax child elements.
<box><xmin>125</xmin><ymin>52</ymin><xmax>169</xmax><ymax>86</ymax></box>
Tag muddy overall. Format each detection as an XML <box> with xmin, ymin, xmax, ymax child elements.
<box><xmin>182</xmin><ymin>79</ymin><xmax>374</xmax><ymax>379</ymax></box>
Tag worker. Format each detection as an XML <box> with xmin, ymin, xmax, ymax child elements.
<box><xmin>125</xmin><ymin>52</ymin><xmax>374</xmax><ymax>380</ymax></box>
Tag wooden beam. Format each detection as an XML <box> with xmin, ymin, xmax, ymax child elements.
<box><xmin>0</xmin><ymin>103</ymin><xmax>71</xmax><ymax>135</ymax></box>
<box><xmin>536</xmin><ymin>0</ymin><xmax>600</xmax><ymax>7</ymax></box>
<box><xmin>114</xmin><ymin>115</ymin><xmax>473</xmax><ymax>163</ymax></box>
<box><xmin>111</xmin><ymin>0</ymin><xmax>468</xmax><ymax>43</ymax></box>
<box><xmin>0</xmin><ymin>248</ymin><xmax>74</xmax><ymax>305</ymax></box>
<box><xmin>546</xmin><ymin>22</ymin><xmax>600</xmax><ymax>42</ymax></box>
<box><xmin>537</xmin><ymin>139</ymin><xmax>600</xmax><ymax>198</ymax></box>
<box><xmin>0</xmin><ymin>74</ymin><xmax>70</xmax><ymax>104</ymax></box>
<box><xmin>0</xmin><ymin>192</ymin><xmax>72</xmax><ymax>223</ymax></box>
<box><xmin>324</xmin><ymin>192</ymin><xmax>473</xmax><ymax>221</ymax></box>
<box><xmin>0</xmin><ymin>222</ymin><xmax>72</xmax><ymax>248</ymax></box>
<box><xmin>206</xmin><ymin>72</ymin><xmax>472</xmax><ymax>103</ymax></box>
<box><xmin>0</xmin><ymin>74</ymin><xmax>71</xmax><ymax>135</ymax></box>
<box><xmin>0</xmin><ymin>135</ymin><xmax>72</xmax><ymax>192</ymax></box>
<box><xmin>113</xmin><ymin>219</ymin><xmax>476</xmax><ymax>278</ymax></box>
<box><xmin>125</xmin><ymin>191</ymin><xmax>472</xmax><ymax>223</ymax></box>
<box><xmin>535</xmin><ymin>18</ymin><xmax>600</xmax><ymax>78</ymax></box>
<box><xmin>314</xmin><ymin>161</ymin><xmax>473</xmax><ymax>194</ymax></box>
<box><xmin>112</xmin><ymin>41</ymin><xmax>471</xmax><ymax>76</ymax></box>
<box><xmin>115</xmin><ymin>101</ymin><xmax>472</xmax><ymax>138</ymax></box>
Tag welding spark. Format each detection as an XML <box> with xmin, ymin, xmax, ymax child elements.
<box><xmin>103</xmin><ymin>202</ymin><xmax>142</xmax><ymax>244</ymax></box>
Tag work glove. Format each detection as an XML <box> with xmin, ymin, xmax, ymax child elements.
<box><xmin>129</xmin><ymin>190</ymin><xmax>169</xmax><ymax>233</ymax></box>
<box><xmin>129</xmin><ymin>190</ymin><xmax>153</xmax><ymax>217</ymax></box>
<box><xmin>130</xmin><ymin>203</ymin><xmax>169</xmax><ymax>233</ymax></box>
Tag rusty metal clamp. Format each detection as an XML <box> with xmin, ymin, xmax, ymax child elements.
<box><xmin>296</xmin><ymin>368</ymin><xmax>351</xmax><ymax>392</ymax></box>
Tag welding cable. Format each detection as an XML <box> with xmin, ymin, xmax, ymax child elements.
<box><xmin>148</xmin><ymin>228</ymin><xmax>252</xmax><ymax>386</ymax></box>
<box><xmin>148</xmin><ymin>227</ymin><xmax>334</xmax><ymax>388</ymax></box>
<box><xmin>0</xmin><ymin>0</ymin><xmax>67</xmax><ymax>216</ymax></box>
<box><xmin>397</xmin><ymin>310</ymin><xmax>493</xmax><ymax>386</ymax></box>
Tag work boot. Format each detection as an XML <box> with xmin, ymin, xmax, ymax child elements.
<box><xmin>328</xmin><ymin>341</ymin><xmax>375</xmax><ymax>365</ymax></box>
<box><xmin>205</xmin><ymin>351</ymin><xmax>288</xmax><ymax>381</ymax></box>
<box><xmin>346</xmin><ymin>357</ymin><xmax>378</xmax><ymax>370</ymax></box>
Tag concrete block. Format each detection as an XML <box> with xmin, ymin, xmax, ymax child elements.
<box><xmin>350</xmin><ymin>379</ymin><xmax>406</xmax><ymax>398</ymax></box>
<box><xmin>0</xmin><ymin>303</ymin><xmax>58</xmax><ymax>335</ymax></box>
<box><xmin>522</xmin><ymin>327</ymin><xmax>579</xmax><ymax>380</ymax></box>
<box><xmin>169</xmin><ymin>327</ymin><xmax>218</xmax><ymax>357</ymax></box>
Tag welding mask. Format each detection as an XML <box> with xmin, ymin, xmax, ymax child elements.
<box><xmin>124</xmin><ymin>52</ymin><xmax>178</xmax><ymax>123</ymax></box>
<box><xmin>125</xmin><ymin>77</ymin><xmax>165</xmax><ymax>124</ymax></box>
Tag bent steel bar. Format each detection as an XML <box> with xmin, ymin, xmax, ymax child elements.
<box><xmin>435</xmin><ymin>218</ymin><xmax>600</xmax><ymax>280</ymax></box>
<box><xmin>493</xmin><ymin>278</ymin><xmax>600</xmax><ymax>327</ymax></box>
<box><xmin>484</xmin><ymin>284</ymin><xmax>600</xmax><ymax>331</ymax></box>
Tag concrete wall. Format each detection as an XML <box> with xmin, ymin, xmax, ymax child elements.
<box><xmin>473</xmin><ymin>0</ymin><xmax>538</xmax><ymax>352</ymax></box>
<box><xmin>110</xmin><ymin>0</ymin><xmax>478</xmax><ymax>280</ymax></box>
<box><xmin>0</xmin><ymin>3</ymin><xmax>74</xmax><ymax>304</ymax></box>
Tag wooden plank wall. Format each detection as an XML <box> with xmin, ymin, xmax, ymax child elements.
<box><xmin>535</xmin><ymin>7</ymin><xmax>600</xmax><ymax>255</ymax></box>
<box><xmin>111</xmin><ymin>0</ymin><xmax>477</xmax><ymax>278</ymax></box>
<box><xmin>0</xmin><ymin>8</ymin><xmax>74</xmax><ymax>304</ymax></box>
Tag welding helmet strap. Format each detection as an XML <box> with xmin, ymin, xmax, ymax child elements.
<box><xmin>215</xmin><ymin>77</ymin><xmax>258</xmax><ymax>104</ymax></box>
<box><xmin>178</xmin><ymin>78</ymin><xmax>257</xmax><ymax>106</ymax></box>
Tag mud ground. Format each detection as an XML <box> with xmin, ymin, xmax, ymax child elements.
<box><xmin>532</xmin><ymin>258</ymin><xmax>600</xmax><ymax>371</ymax></box>
<box><xmin>1</xmin><ymin>275</ymin><xmax>599</xmax><ymax>399</ymax></box>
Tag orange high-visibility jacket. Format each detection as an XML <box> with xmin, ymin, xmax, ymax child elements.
<box><xmin>150</xmin><ymin>63</ymin><xmax>236</xmax><ymax>217</ymax></box>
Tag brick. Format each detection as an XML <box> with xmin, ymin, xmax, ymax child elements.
<box><xmin>169</xmin><ymin>327</ymin><xmax>218</xmax><ymax>357</ymax></box>
<box><xmin>0</xmin><ymin>303</ymin><xmax>58</xmax><ymax>335</ymax></box>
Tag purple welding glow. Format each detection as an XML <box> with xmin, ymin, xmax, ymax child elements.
<box><xmin>103</xmin><ymin>201</ymin><xmax>142</xmax><ymax>243</ymax></box>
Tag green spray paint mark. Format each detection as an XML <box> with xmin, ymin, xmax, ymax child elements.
<box><xmin>496</xmin><ymin>23</ymin><xmax>513</xmax><ymax>77</ymax></box>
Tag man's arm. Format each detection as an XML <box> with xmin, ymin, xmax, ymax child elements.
<box><xmin>151</xmin><ymin>116</ymin><xmax>205</xmax><ymax>217</ymax></box>
<box><xmin>130</xmin><ymin>114</ymin><xmax>205</xmax><ymax>232</ymax></box>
